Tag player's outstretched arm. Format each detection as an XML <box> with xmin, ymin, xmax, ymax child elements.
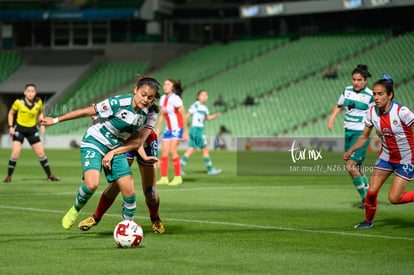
<box><xmin>206</xmin><ymin>113</ymin><xmax>220</xmax><ymax>121</ymax></box>
<box><xmin>41</xmin><ymin>106</ymin><xmax>96</xmax><ymax>126</ymax></box>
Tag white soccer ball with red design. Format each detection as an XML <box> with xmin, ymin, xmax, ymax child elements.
<box><xmin>113</xmin><ymin>220</ymin><xmax>143</xmax><ymax>248</ymax></box>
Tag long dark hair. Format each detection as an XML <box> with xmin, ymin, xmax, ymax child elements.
<box><xmin>351</xmin><ymin>64</ymin><xmax>372</xmax><ymax>80</ymax></box>
<box><xmin>166</xmin><ymin>78</ymin><xmax>184</xmax><ymax>98</ymax></box>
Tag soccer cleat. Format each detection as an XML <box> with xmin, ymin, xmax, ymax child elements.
<box><xmin>354</xmin><ymin>220</ymin><xmax>373</xmax><ymax>229</ymax></box>
<box><xmin>156</xmin><ymin>177</ymin><xmax>169</xmax><ymax>185</ymax></box>
<box><xmin>78</xmin><ymin>216</ymin><xmax>98</xmax><ymax>231</ymax></box>
<box><xmin>4</xmin><ymin>176</ymin><xmax>11</xmax><ymax>183</ymax></box>
<box><xmin>61</xmin><ymin>206</ymin><xmax>79</xmax><ymax>230</ymax></box>
<box><xmin>48</xmin><ymin>175</ymin><xmax>60</xmax><ymax>181</ymax></box>
<box><xmin>152</xmin><ymin>218</ymin><xmax>165</xmax><ymax>234</ymax></box>
<box><xmin>168</xmin><ymin>176</ymin><xmax>183</xmax><ymax>186</ymax></box>
<box><xmin>208</xmin><ymin>168</ymin><xmax>222</xmax><ymax>176</ymax></box>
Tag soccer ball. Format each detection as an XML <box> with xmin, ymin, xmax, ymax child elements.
<box><xmin>113</xmin><ymin>220</ymin><xmax>143</xmax><ymax>248</ymax></box>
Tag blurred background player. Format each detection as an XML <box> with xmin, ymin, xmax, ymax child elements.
<box><xmin>214</xmin><ymin>125</ymin><xmax>231</xmax><ymax>150</ymax></box>
<box><xmin>181</xmin><ymin>90</ymin><xmax>221</xmax><ymax>177</ymax></box>
<box><xmin>4</xmin><ymin>83</ymin><xmax>59</xmax><ymax>182</ymax></box>
<box><xmin>41</xmin><ymin>76</ymin><xmax>160</xmax><ymax>230</ymax></box>
<box><xmin>327</xmin><ymin>64</ymin><xmax>374</xmax><ymax>208</ymax></box>
<box><xmin>78</xmin><ymin>129</ymin><xmax>165</xmax><ymax>234</ymax></box>
<box><xmin>344</xmin><ymin>74</ymin><xmax>414</xmax><ymax>229</ymax></box>
<box><xmin>155</xmin><ymin>78</ymin><xmax>188</xmax><ymax>186</ymax></box>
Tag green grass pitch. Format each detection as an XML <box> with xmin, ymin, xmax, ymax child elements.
<box><xmin>0</xmin><ymin>148</ymin><xmax>413</xmax><ymax>274</ymax></box>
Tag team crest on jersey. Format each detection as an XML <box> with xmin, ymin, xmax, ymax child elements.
<box><xmin>85</xmin><ymin>158</ymin><xmax>90</xmax><ymax>167</ymax></box>
<box><xmin>393</xmin><ymin>119</ymin><xmax>398</xmax><ymax>126</ymax></box>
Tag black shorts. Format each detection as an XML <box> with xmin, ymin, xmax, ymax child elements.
<box><xmin>12</xmin><ymin>125</ymin><xmax>41</xmax><ymax>145</ymax></box>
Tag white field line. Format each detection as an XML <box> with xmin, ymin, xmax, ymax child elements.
<box><xmin>0</xmin><ymin>185</ymin><xmax>328</xmax><ymax>197</ymax></box>
<box><xmin>0</xmin><ymin>205</ymin><xmax>413</xmax><ymax>241</ymax></box>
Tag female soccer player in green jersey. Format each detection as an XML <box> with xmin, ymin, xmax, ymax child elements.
<box><xmin>180</xmin><ymin>90</ymin><xmax>221</xmax><ymax>176</ymax></box>
<box><xmin>327</xmin><ymin>64</ymin><xmax>374</xmax><ymax>208</ymax></box>
<box><xmin>41</xmin><ymin>76</ymin><xmax>160</xmax><ymax>230</ymax></box>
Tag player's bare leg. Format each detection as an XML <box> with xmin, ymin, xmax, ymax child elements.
<box><xmin>140</xmin><ymin>163</ymin><xmax>164</xmax><ymax>233</ymax></box>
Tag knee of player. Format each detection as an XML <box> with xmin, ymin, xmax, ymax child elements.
<box><xmin>345</xmin><ymin>160</ymin><xmax>357</xmax><ymax>170</ymax></box>
<box><xmin>84</xmin><ymin>181</ymin><xmax>100</xmax><ymax>192</ymax></box>
<box><xmin>388</xmin><ymin>194</ymin><xmax>400</xmax><ymax>204</ymax></box>
<box><xmin>201</xmin><ymin>147</ymin><xmax>209</xmax><ymax>155</ymax></box>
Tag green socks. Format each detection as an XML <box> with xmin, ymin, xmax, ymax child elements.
<box><xmin>352</xmin><ymin>175</ymin><xmax>367</xmax><ymax>200</ymax></box>
<box><xmin>74</xmin><ymin>184</ymin><xmax>95</xmax><ymax>211</ymax></box>
<box><xmin>181</xmin><ymin>156</ymin><xmax>188</xmax><ymax>167</ymax></box>
<box><xmin>122</xmin><ymin>194</ymin><xmax>137</xmax><ymax>220</ymax></box>
<box><xmin>203</xmin><ymin>157</ymin><xmax>212</xmax><ymax>172</ymax></box>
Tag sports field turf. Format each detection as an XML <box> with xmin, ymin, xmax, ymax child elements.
<box><xmin>0</xmin><ymin>148</ymin><xmax>413</xmax><ymax>274</ymax></box>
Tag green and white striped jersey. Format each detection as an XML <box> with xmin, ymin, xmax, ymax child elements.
<box><xmin>188</xmin><ymin>101</ymin><xmax>209</xmax><ymax>128</ymax></box>
<box><xmin>80</xmin><ymin>94</ymin><xmax>157</xmax><ymax>155</ymax></box>
<box><xmin>337</xmin><ymin>85</ymin><xmax>374</xmax><ymax>131</ymax></box>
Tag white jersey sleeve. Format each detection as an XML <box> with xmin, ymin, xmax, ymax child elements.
<box><xmin>337</xmin><ymin>91</ymin><xmax>345</xmax><ymax>107</ymax></box>
<box><xmin>144</xmin><ymin>109</ymin><xmax>157</xmax><ymax>130</ymax></box>
<box><xmin>95</xmin><ymin>98</ymin><xmax>117</xmax><ymax>118</ymax></box>
<box><xmin>399</xmin><ymin>106</ymin><xmax>414</xmax><ymax>127</ymax></box>
<box><xmin>364</xmin><ymin>107</ymin><xmax>375</xmax><ymax>128</ymax></box>
<box><xmin>188</xmin><ymin>104</ymin><xmax>197</xmax><ymax>115</ymax></box>
<box><xmin>172</xmin><ymin>94</ymin><xmax>183</xmax><ymax>108</ymax></box>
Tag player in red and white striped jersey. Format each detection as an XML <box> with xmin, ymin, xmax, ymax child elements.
<box><xmin>155</xmin><ymin>79</ymin><xmax>188</xmax><ymax>186</ymax></box>
<box><xmin>344</xmin><ymin>74</ymin><xmax>414</xmax><ymax>229</ymax></box>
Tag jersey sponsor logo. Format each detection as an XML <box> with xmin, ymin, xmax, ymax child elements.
<box><xmin>382</xmin><ymin>128</ymin><xmax>393</xmax><ymax>137</ymax></box>
<box><xmin>347</xmin><ymin>101</ymin><xmax>356</xmax><ymax>110</ymax></box>
<box><xmin>345</xmin><ymin>115</ymin><xmax>360</xmax><ymax>122</ymax></box>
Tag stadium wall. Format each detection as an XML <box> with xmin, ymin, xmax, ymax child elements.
<box><xmin>104</xmin><ymin>42</ymin><xmax>201</xmax><ymax>71</ymax></box>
